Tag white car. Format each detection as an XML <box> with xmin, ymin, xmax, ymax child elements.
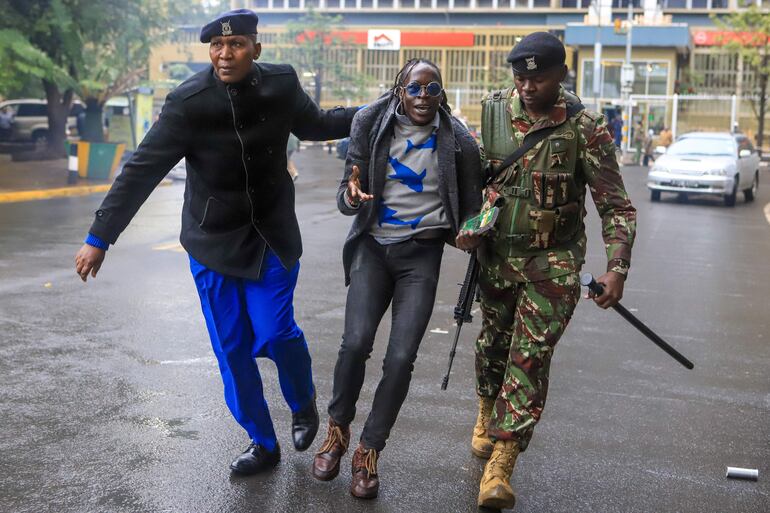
<box><xmin>647</xmin><ymin>132</ymin><xmax>761</xmax><ymax>207</ymax></box>
<box><xmin>0</xmin><ymin>99</ymin><xmax>83</xmax><ymax>145</ymax></box>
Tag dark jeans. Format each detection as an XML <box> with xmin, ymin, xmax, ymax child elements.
<box><xmin>328</xmin><ymin>234</ymin><xmax>444</xmax><ymax>451</ymax></box>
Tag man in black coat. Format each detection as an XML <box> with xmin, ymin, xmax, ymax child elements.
<box><xmin>74</xmin><ymin>9</ymin><xmax>356</xmax><ymax>475</ymax></box>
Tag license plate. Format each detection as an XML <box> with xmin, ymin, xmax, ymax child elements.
<box><xmin>671</xmin><ymin>180</ymin><xmax>692</xmax><ymax>188</ymax></box>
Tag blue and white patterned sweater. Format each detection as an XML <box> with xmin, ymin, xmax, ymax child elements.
<box><xmin>368</xmin><ymin>111</ymin><xmax>450</xmax><ymax>244</ymax></box>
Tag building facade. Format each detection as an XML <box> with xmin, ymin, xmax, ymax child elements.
<box><xmin>149</xmin><ymin>0</ymin><xmax>769</xmax><ymax>142</ymax></box>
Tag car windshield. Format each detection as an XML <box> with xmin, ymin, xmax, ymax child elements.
<box><xmin>667</xmin><ymin>137</ymin><xmax>734</xmax><ymax>157</ymax></box>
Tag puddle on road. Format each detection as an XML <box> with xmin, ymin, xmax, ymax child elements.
<box><xmin>130</xmin><ymin>416</ymin><xmax>200</xmax><ymax>440</ymax></box>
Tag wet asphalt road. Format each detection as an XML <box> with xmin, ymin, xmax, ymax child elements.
<box><xmin>0</xmin><ymin>147</ymin><xmax>768</xmax><ymax>513</ymax></box>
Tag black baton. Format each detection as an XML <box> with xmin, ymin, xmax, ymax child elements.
<box><xmin>580</xmin><ymin>273</ymin><xmax>694</xmax><ymax>370</ymax></box>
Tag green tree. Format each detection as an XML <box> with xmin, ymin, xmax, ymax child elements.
<box><xmin>263</xmin><ymin>8</ymin><xmax>371</xmax><ymax>105</ymax></box>
<box><xmin>714</xmin><ymin>6</ymin><xmax>770</xmax><ymax>153</ymax></box>
<box><xmin>0</xmin><ymin>0</ymin><xmax>176</xmax><ymax>153</ymax></box>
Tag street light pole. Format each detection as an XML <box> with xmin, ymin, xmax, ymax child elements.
<box><xmin>593</xmin><ymin>1</ymin><xmax>602</xmax><ymax>113</ymax></box>
<box><xmin>621</xmin><ymin>3</ymin><xmax>634</xmax><ymax>153</ymax></box>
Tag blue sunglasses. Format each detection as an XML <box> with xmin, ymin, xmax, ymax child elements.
<box><xmin>404</xmin><ymin>81</ymin><xmax>443</xmax><ymax>97</ymax></box>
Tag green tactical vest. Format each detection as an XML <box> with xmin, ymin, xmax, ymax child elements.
<box><xmin>481</xmin><ymin>88</ymin><xmax>585</xmax><ymax>257</ymax></box>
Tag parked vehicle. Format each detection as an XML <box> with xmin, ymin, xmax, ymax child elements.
<box><xmin>647</xmin><ymin>132</ymin><xmax>761</xmax><ymax>207</ymax></box>
<box><xmin>0</xmin><ymin>99</ymin><xmax>83</xmax><ymax>145</ymax></box>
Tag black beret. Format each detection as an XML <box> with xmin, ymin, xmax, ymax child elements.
<box><xmin>507</xmin><ymin>32</ymin><xmax>566</xmax><ymax>75</ymax></box>
<box><xmin>200</xmin><ymin>9</ymin><xmax>259</xmax><ymax>43</ymax></box>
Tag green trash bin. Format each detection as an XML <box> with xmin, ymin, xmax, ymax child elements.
<box><xmin>72</xmin><ymin>141</ymin><xmax>126</xmax><ymax>180</ymax></box>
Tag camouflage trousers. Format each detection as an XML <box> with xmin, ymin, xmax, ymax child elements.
<box><xmin>475</xmin><ymin>267</ymin><xmax>581</xmax><ymax>451</ymax></box>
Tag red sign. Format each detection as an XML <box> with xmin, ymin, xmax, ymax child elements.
<box><xmin>693</xmin><ymin>30</ymin><xmax>768</xmax><ymax>47</ymax></box>
<box><xmin>296</xmin><ymin>31</ymin><xmax>474</xmax><ymax>47</ymax></box>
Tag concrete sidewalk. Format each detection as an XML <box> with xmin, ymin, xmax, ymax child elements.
<box><xmin>0</xmin><ymin>153</ymin><xmax>177</xmax><ymax>203</ymax></box>
<box><xmin>0</xmin><ymin>154</ymin><xmax>113</xmax><ymax>203</ymax></box>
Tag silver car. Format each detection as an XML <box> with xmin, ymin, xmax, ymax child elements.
<box><xmin>0</xmin><ymin>99</ymin><xmax>83</xmax><ymax>145</ymax></box>
<box><xmin>647</xmin><ymin>132</ymin><xmax>761</xmax><ymax>207</ymax></box>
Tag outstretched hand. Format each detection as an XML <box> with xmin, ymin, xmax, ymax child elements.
<box><xmin>346</xmin><ymin>165</ymin><xmax>373</xmax><ymax>206</ymax></box>
<box><xmin>586</xmin><ymin>271</ymin><xmax>625</xmax><ymax>309</ymax></box>
<box><xmin>75</xmin><ymin>244</ymin><xmax>106</xmax><ymax>282</ymax></box>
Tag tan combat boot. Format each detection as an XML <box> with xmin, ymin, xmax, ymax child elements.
<box><xmin>477</xmin><ymin>439</ymin><xmax>520</xmax><ymax>509</ymax></box>
<box><xmin>471</xmin><ymin>396</ymin><xmax>496</xmax><ymax>459</ymax></box>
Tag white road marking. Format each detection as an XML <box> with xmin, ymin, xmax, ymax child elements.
<box><xmin>153</xmin><ymin>241</ymin><xmax>185</xmax><ymax>253</ymax></box>
<box><xmin>764</xmin><ymin>202</ymin><xmax>770</xmax><ymax>225</ymax></box>
<box><xmin>159</xmin><ymin>357</ymin><xmax>215</xmax><ymax>366</ymax></box>
<box><xmin>430</xmin><ymin>328</ymin><xmax>449</xmax><ymax>334</ymax></box>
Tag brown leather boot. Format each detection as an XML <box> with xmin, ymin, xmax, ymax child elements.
<box><xmin>311</xmin><ymin>418</ymin><xmax>350</xmax><ymax>481</ymax></box>
<box><xmin>477</xmin><ymin>439</ymin><xmax>520</xmax><ymax>509</ymax></box>
<box><xmin>350</xmin><ymin>443</ymin><xmax>379</xmax><ymax>499</ymax></box>
<box><xmin>471</xmin><ymin>396</ymin><xmax>495</xmax><ymax>459</ymax></box>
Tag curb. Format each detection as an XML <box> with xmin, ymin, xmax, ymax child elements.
<box><xmin>0</xmin><ymin>179</ymin><xmax>172</xmax><ymax>204</ymax></box>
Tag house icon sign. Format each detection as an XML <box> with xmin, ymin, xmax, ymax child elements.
<box><xmin>373</xmin><ymin>34</ymin><xmax>393</xmax><ymax>47</ymax></box>
<box><xmin>368</xmin><ymin>29</ymin><xmax>401</xmax><ymax>50</ymax></box>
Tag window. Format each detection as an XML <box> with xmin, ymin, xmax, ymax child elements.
<box><xmin>16</xmin><ymin>104</ymin><xmax>48</xmax><ymax>117</ymax></box>
<box><xmin>582</xmin><ymin>60</ymin><xmax>669</xmax><ymax>98</ymax></box>
<box><xmin>532</xmin><ymin>0</ymin><xmax>550</xmax><ymax>6</ymax></box>
<box><xmin>668</xmin><ymin>137</ymin><xmax>734</xmax><ymax>157</ymax></box>
<box><xmin>612</xmin><ymin>0</ymin><xmax>641</xmax><ymax>7</ymax></box>
<box><xmin>584</xmin><ymin>61</ymin><xmax>622</xmax><ymax>98</ymax></box>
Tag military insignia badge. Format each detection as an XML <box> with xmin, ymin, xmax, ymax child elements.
<box><xmin>221</xmin><ymin>20</ymin><xmax>233</xmax><ymax>36</ymax></box>
<box><xmin>526</xmin><ymin>56</ymin><xmax>537</xmax><ymax>71</ymax></box>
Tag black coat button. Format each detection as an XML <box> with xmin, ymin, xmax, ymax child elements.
<box><xmin>230</xmin><ymin>88</ymin><xmax>238</xmax><ymax>96</ymax></box>
<box><xmin>238</xmin><ymin>123</ymin><xmax>244</xmax><ymax>129</ymax></box>
<box><xmin>259</xmin><ymin>115</ymin><xmax>266</xmax><ymax>122</ymax></box>
<box><xmin>246</xmin><ymin>155</ymin><xmax>252</xmax><ymax>161</ymax></box>
<box><xmin>267</xmin><ymin>148</ymin><xmax>273</xmax><ymax>155</ymax></box>
<box><xmin>249</xmin><ymin>187</ymin><xmax>255</xmax><ymax>194</ymax></box>
<box><xmin>96</xmin><ymin>210</ymin><xmax>104</xmax><ymax>217</ymax></box>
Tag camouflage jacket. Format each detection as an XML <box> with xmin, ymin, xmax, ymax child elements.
<box><xmin>479</xmin><ymin>87</ymin><xmax>636</xmax><ymax>282</ymax></box>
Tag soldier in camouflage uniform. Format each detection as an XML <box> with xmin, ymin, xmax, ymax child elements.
<box><xmin>465</xmin><ymin>32</ymin><xmax>637</xmax><ymax>509</ymax></box>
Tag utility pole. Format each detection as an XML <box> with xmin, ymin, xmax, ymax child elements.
<box><xmin>620</xmin><ymin>3</ymin><xmax>634</xmax><ymax>152</ymax></box>
<box><xmin>592</xmin><ymin>1</ymin><xmax>603</xmax><ymax>113</ymax></box>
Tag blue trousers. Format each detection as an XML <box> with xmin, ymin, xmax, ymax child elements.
<box><xmin>189</xmin><ymin>251</ymin><xmax>314</xmax><ymax>451</ymax></box>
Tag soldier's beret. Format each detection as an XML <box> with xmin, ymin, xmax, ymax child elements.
<box><xmin>507</xmin><ymin>32</ymin><xmax>566</xmax><ymax>75</ymax></box>
<box><xmin>200</xmin><ymin>9</ymin><xmax>259</xmax><ymax>43</ymax></box>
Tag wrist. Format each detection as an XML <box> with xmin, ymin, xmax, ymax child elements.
<box><xmin>607</xmin><ymin>258</ymin><xmax>629</xmax><ymax>278</ymax></box>
<box><xmin>85</xmin><ymin>233</ymin><xmax>109</xmax><ymax>251</ymax></box>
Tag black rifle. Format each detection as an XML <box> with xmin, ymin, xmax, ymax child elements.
<box><xmin>580</xmin><ymin>273</ymin><xmax>694</xmax><ymax>370</ymax></box>
<box><xmin>441</xmin><ymin>252</ymin><xmax>480</xmax><ymax>390</ymax></box>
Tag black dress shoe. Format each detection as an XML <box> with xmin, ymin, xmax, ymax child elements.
<box><xmin>229</xmin><ymin>442</ymin><xmax>280</xmax><ymax>475</ymax></box>
<box><xmin>292</xmin><ymin>394</ymin><xmax>319</xmax><ymax>451</ymax></box>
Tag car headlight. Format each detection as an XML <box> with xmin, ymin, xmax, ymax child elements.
<box><xmin>704</xmin><ymin>169</ymin><xmax>727</xmax><ymax>176</ymax></box>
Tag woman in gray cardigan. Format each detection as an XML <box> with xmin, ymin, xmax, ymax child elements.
<box><xmin>311</xmin><ymin>59</ymin><xmax>483</xmax><ymax>499</ymax></box>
